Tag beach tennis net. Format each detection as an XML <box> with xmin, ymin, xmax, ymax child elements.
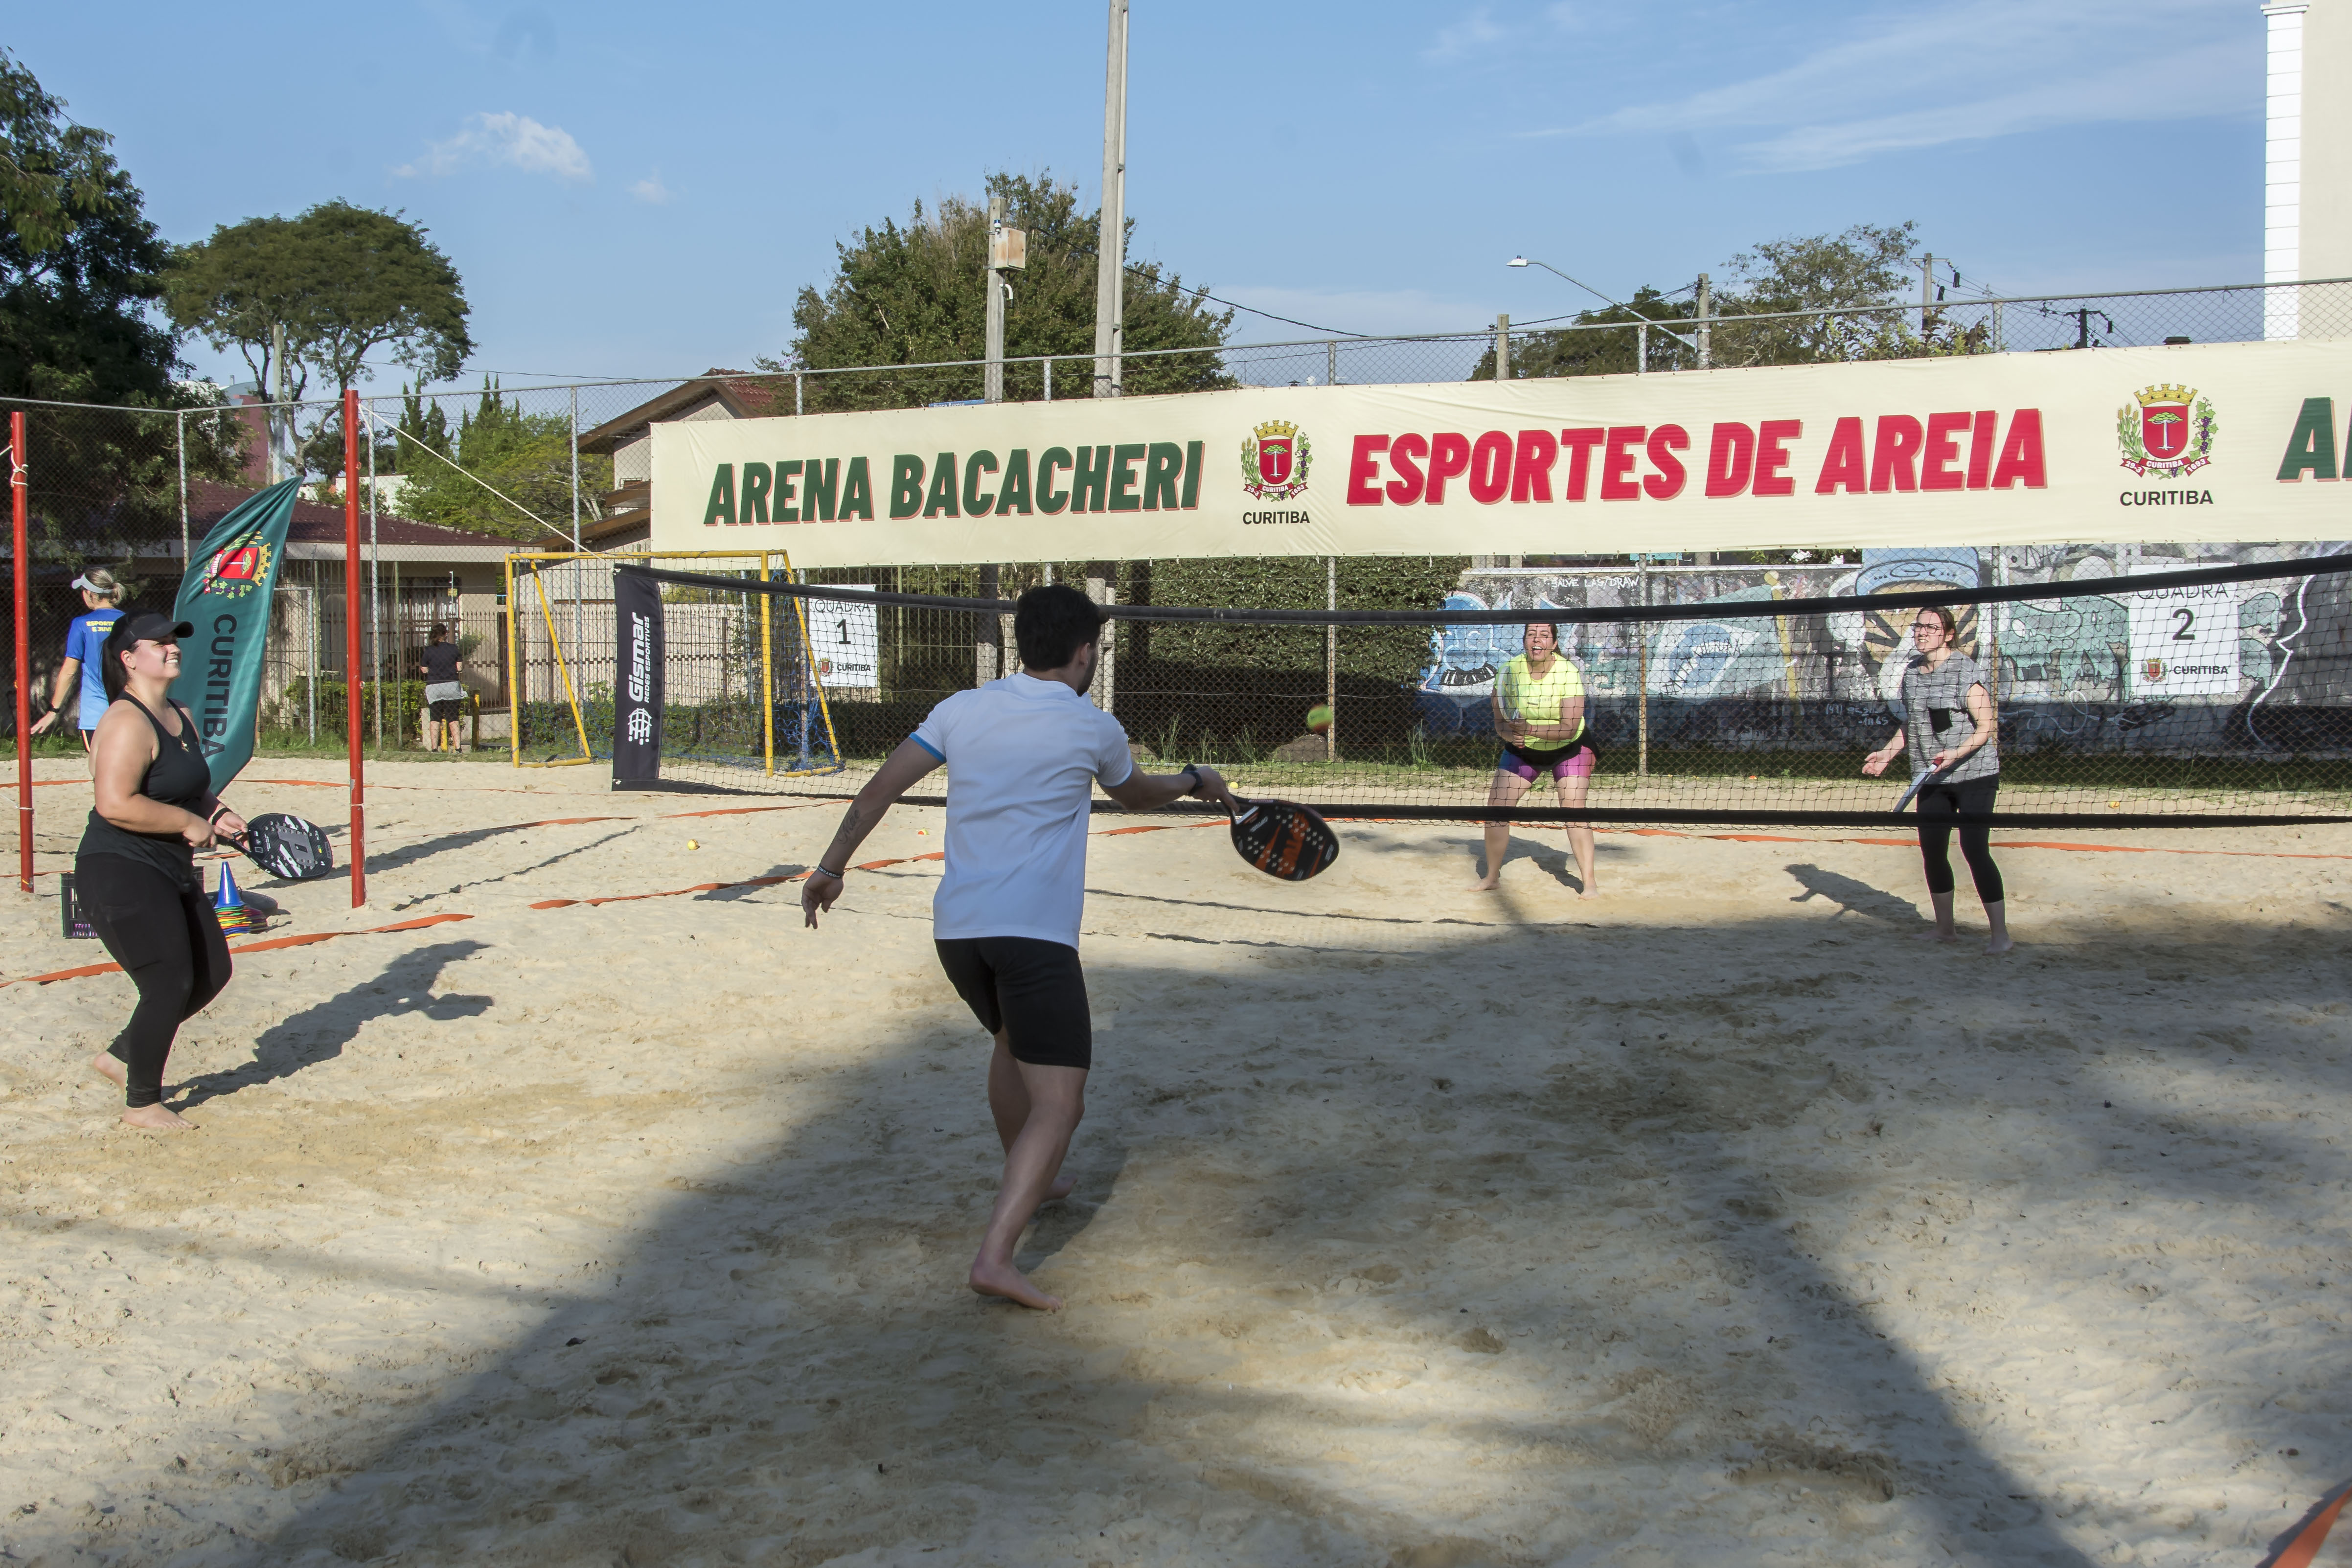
<box><xmin>614</xmin><ymin>551</ymin><xmax>2352</xmax><ymax>828</ymax></box>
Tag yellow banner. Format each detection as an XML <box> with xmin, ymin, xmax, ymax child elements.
<box><xmin>650</xmin><ymin>338</ymin><xmax>2352</xmax><ymax>565</ymax></box>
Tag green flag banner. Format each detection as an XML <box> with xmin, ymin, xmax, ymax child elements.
<box><xmin>170</xmin><ymin>478</ymin><xmax>302</xmax><ymax>793</ymax></box>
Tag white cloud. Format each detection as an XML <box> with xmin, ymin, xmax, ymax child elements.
<box><xmin>1424</xmin><ymin>6</ymin><xmax>1506</xmax><ymax>61</ymax></box>
<box><xmin>395</xmin><ymin>112</ymin><xmax>592</xmax><ymax>183</ymax></box>
<box><xmin>1519</xmin><ymin>0</ymin><xmax>2251</xmax><ymax>172</ymax></box>
<box><xmin>629</xmin><ymin>172</ymin><xmax>672</xmax><ymax>205</ymax></box>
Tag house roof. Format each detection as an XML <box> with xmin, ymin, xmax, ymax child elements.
<box><xmin>576</xmin><ymin>369</ymin><xmax>795</xmax><ymax>454</ymax></box>
<box><xmin>173</xmin><ymin>479</ymin><xmax>539</xmax><ymax>563</ymax></box>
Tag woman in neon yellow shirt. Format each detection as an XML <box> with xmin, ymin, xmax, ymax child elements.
<box><xmin>1472</xmin><ymin>621</ymin><xmax>1598</xmax><ymax>896</ymax></box>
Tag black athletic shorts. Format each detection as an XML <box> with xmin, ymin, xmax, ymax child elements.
<box><xmin>934</xmin><ymin>936</ymin><xmax>1092</xmax><ymax>1070</ymax></box>
<box><xmin>428</xmin><ymin>698</ymin><xmax>463</xmax><ymax>722</ymax></box>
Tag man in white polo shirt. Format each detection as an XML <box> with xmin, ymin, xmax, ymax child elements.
<box><xmin>803</xmin><ymin>583</ymin><xmax>1228</xmax><ymax>1311</ymax></box>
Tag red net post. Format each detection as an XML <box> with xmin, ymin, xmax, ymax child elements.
<box><xmin>11</xmin><ymin>410</ymin><xmax>28</xmax><ymax>895</ymax></box>
<box><xmin>343</xmin><ymin>390</ymin><xmax>365</xmax><ymax>907</ymax></box>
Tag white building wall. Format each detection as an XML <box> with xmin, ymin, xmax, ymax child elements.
<box><xmin>2265</xmin><ymin>2</ymin><xmax>2306</xmax><ymax>338</ymax></box>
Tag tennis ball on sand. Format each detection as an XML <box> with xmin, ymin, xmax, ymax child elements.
<box><xmin>686</xmin><ymin>839</ymin><xmax>700</xmax><ymax>850</ymax></box>
<box><xmin>1306</xmin><ymin>704</ymin><xmax>1334</xmax><ymax>734</ymax></box>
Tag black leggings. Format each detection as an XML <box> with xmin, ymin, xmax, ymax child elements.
<box><xmin>75</xmin><ymin>855</ymin><xmax>232</xmax><ymax>1108</ymax></box>
<box><xmin>1916</xmin><ymin>776</ymin><xmax>2004</xmax><ymax>905</ymax></box>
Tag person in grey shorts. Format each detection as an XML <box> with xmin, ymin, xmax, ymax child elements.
<box><xmin>1862</xmin><ymin>605</ymin><xmax>2012</xmax><ymax>954</ymax></box>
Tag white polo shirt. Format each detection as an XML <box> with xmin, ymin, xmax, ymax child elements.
<box><xmin>910</xmin><ymin>674</ymin><xmax>1135</xmax><ymax>949</ymax></box>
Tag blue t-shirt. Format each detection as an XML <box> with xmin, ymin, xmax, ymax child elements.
<box><xmin>65</xmin><ymin>608</ymin><xmax>124</xmax><ymax>729</ymax></box>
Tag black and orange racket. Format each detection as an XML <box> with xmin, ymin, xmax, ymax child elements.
<box><xmin>1225</xmin><ymin>795</ymin><xmax>1339</xmax><ymax>881</ymax></box>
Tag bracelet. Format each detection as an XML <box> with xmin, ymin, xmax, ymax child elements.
<box><xmin>207</xmin><ymin>803</ymin><xmax>231</xmax><ymax>824</ymax></box>
<box><xmin>813</xmin><ymin>864</ymin><xmax>845</xmax><ymax>880</ymax></box>
<box><xmin>1178</xmin><ymin>763</ymin><xmax>1200</xmax><ymax>793</ymax></box>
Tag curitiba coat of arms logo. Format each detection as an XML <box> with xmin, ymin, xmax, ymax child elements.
<box><xmin>204</xmin><ymin>541</ymin><xmax>273</xmax><ymax>600</ymax></box>
<box><xmin>1241</xmin><ymin>420</ymin><xmax>1311</xmax><ymax>501</ymax></box>
<box><xmin>2117</xmin><ymin>383</ymin><xmax>2217</xmax><ymax>479</ymax></box>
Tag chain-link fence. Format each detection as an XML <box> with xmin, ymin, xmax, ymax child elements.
<box><xmin>626</xmin><ymin>546</ymin><xmax>2352</xmax><ymax>826</ymax></box>
<box><xmin>9</xmin><ymin>277</ymin><xmax>2352</xmax><ymax>761</ymax></box>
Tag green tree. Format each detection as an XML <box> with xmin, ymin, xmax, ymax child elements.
<box><xmin>1473</xmin><ymin>222</ymin><xmax>1984</xmax><ymax>382</ymax></box>
<box><xmin>0</xmin><ymin>47</ymin><xmax>179</xmax><ymax>405</ymax></box>
<box><xmin>389</xmin><ymin>379</ymin><xmax>605</xmax><ymax>543</ymax></box>
<box><xmin>165</xmin><ymin>200</ymin><xmax>472</xmax><ymax>468</ymax></box>
<box><xmin>0</xmin><ymin>48</ymin><xmax>242</xmax><ymax>605</ymax></box>
<box><xmin>764</xmin><ymin>171</ymin><xmax>1233</xmax><ymax>409</ymax></box>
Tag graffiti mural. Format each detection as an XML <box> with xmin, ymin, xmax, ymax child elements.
<box><xmin>1419</xmin><ymin>542</ymin><xmax>2352</xmax><ymax>757</ymax></box>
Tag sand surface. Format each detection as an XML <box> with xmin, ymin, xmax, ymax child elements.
<box><xmin>4</xmin><ymin>756</ymin><xmax>2352</xmax><ymax>1566</ymax></box>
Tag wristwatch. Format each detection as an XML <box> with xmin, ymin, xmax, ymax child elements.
<box><xmin>1178</xmin><ymin>763</ymin><xmax>1201</xmax><ymax>795</ymax></box>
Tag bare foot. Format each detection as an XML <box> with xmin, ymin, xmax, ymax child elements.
<box><xmin>1469</xmin><ymin>874</ymin><xmax>1501</xmax><ymax>891</ymax></box>
<box><xmin>89</xmin><ymin>1052</ymin><xmax>126</xmax><ymax>1089</ymax></box>
<box><xmin>119</xmin><ymin>1104</ymin><xmax>192</xmax><ymax>1132</ymax></box>
<box><xmin>1912</xmin><ymin>928</ymin><xmax>1960</xmax><ymax>943</ymax></box>
<box><xmin>1983</xmin><ymin>933</ymin><xmax>2015</xmax><ymax>956</ymax></box>
<box><xmin>970</xmin><ymin>1256</ymin><xmax>1061</xmax><ymax>1311</ymax></box>
<box><xmin>1042</xmin><ymin>1174</ymin><xmax>1076</xmax><ymax>1202</ymax></box>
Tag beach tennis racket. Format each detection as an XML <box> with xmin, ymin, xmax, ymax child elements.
<box><xmin>1225</xmin><ymin>796</ymin><xmax>1339</xmax><ymax>882</ymax></box>
<box><xmin>227</xmin><ymin>812</ymin><xmax>337</xmax><ymax>880</ymax></box>
<box><xmin>1893</xmin><ymin>767</ymin><xmax>1945</xmax><ymax>814</ymax></box>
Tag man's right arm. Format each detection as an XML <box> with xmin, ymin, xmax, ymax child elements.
<box><xmin>801</xmin><ymin>737</ymin><xmax>943</xmax><ymax>928</ymax></box>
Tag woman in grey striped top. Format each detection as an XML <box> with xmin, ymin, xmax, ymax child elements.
<box><xmin>1862</xmin><ymin>605</ymin><xmax>2012</xmax><ymax>955</ymax></box>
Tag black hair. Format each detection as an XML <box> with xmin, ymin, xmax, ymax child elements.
<box><xmin>1013</xmin><ymin>583</ymin><xmax>1104</xmax><ymax>671</ymax></box>
<box><xmin>99</xmin><ymin>618</ymin><xmax>139</xmax><ymax>703</ymax></box>
<box><xmin>430</xmin><ymin>622</ymin><xmax>450</xmax><ymax>641</ymax></box>
<box><xmin>1916</xmin><ymin>605</ymin><xmax>1961</xmax><ymax>639</ymax></box>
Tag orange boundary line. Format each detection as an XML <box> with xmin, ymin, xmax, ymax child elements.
<box><xmin>3</xmin><ymin>913</ymin><xmax>473</xmax><ymax>988</ymax></box>
<box><xmin>2261</xmin><ymin>1480</ymin><xmax>2352</xmax><ymax>1568</ymax></box>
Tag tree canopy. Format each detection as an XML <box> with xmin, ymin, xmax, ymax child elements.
<box><xmin>1472</xmin><ymin>222</ymin><xmax>1985</xmax><ymax>381</ymax></box>
<box><xmin>0</xmin><ymin>47</ymin><xmax>180</xmax><ymax>405</ymax></box>
<box><xmin>765</xmin><ymin>172</ymin><xmax>1233</xmax><ymax>409</ymax></box>
<box><xmin>165</xmin><ymin>200</ymin><xmax>472</xmax><ymax>412</ymax></box>
<box><xmin>384</xmin><ymin>380</ymin><xmax>603</xmax><ymax>543</ymax></box>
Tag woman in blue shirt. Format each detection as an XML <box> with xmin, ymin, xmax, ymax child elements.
<box><xmin>30</xmin><ymin>570</ymin><xmax>125</xmax><ymax>761</ymax></box>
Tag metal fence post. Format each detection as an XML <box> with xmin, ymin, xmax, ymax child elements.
<box><xmin>1494</xmin><ymin>314</ymin><xmax>1510</xmax><ymax>381</ymax></box>
<box><xmin>1327</xmin><ymin>342</ymin><xmax>1338</xmax><ymax>387</ymax></box>
<box><xmin>1636</xmin><ymin>322</ymin><xmax>1648</xmax><ymax>375</ymax></box>
<box><xmin>795</xmin><ymin>373</ymin><xmax>804</xmax><ymax>416</ymax></box>
<box><xmin>176</xmin><ymin>409</ymin><xmax>189</xmax><ymax>572</ymax></box>
<box><xmin>1695</xmin><ymin>273</ymin><xmax>1712</xmax><ymax>370</ymax></box>
<box><xmin>1325</xmin><ymin>555</ymin><xmax>1337</xmax><ymax>760</ymax></box>
<box><xmin>1636</xmin><ymin>556</ymin><xmax>1650</xmax><ymax>782</ymax></box>
<box><xmin>1044</xmin><ymin>357</ymin><xmax>1053</xmax><ymax>403</ymax></box>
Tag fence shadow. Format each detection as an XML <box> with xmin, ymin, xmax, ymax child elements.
<box><xmin>40</xmin><ymin>901</ymin><xmax>2347</xmax><ymax>1565</ymax></box>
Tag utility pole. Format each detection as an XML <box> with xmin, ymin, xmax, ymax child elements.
<box><xmin>1494</xmin><ymin>313</ymin><xmax>1510</xmax><ymax>381</ymax></box>
<box><xmin>985</xmin><ymin>196</ymin><xmax>1026</xmax><ymax>402</ymax></box>
<box><xmin>1092</xmin><ymin>0</ymin><xmax>1129</xmax><ymax>398</ymax></box>
<box><xmin>270</xmin><ymin>321</ymin><xmax>288</xmax><ymax>483</ymax></box>
<box><xmin>1920</xmin><ymin>254</ymin><xmax>1934</xmax><ymax>338</ymax></box>
<box><xmin>1695</xmin><ymin>273</ymin><xmax>1712</xmax><ymax>369</ymax></box>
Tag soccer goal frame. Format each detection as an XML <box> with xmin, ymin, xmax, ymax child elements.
<box><xmin>502</xmin><ymin>549</ymin><xmax>841</xmax><ymax>778</ymax></box>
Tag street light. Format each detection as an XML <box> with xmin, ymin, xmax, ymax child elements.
<box><xmin>1508</xmin><ymin>255</ymin><xmax>1696</xmax><ymax>351</ymax></box>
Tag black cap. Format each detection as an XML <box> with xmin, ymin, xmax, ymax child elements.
<box><xmin>114</xmin><ymin>612</ymin><xmax>194</xmax><ymax>643</ymax></box>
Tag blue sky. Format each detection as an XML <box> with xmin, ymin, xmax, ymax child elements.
<box><xmin>14</xmin><ymin>0</ymin><xmax>2261</xmax><ymax>390</ymax></box>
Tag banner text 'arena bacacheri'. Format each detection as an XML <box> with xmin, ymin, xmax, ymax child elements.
<box><xmin>651</xmin><ymin>339</ymin><xmax>2352</xmax><ymax>566</ymax></box>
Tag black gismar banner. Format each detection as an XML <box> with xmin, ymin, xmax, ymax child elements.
<box><xmin>614</xmin><ymin>568</ymin><xmax>663</xmax><ymax>786</ymax></box>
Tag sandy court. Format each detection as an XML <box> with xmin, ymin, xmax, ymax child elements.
<box><xmin>3</xmin><ymin>755</ymin><xmax>2352</xmax><ymax>1566</ymax></box>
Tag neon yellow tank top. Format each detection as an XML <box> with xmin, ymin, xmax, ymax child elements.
<box><xmin>1499</xmin><ymin>653</ymin><xmax>1585</xmax><ymax>745</ymax></box>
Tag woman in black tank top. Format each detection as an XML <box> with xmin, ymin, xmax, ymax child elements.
<box><xmin>74</xmin><ymin>613</ymin><xmax>248</xmax><ymax>1130</ymax></box>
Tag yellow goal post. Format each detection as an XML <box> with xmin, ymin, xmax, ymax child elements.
<box><xmin>501</xmin><ymin>548</ymin><xmax>838</xmax><ymax>775</ymax></box>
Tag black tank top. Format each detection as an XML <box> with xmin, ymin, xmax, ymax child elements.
<box><xmin>77</xmin><ymin>697</ymin><xmax>211</xmax><ymax>888</ymax></box>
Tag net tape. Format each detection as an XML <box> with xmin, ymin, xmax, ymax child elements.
<box><xmin>622</xmin><ymin>552</ymin><xmax>2352</xmax><ymax>625</ymax></box>
<box><xmin>614</xmin><ymin>556</ymin><xmax>2352</xmax><ymax>829</ymax></box>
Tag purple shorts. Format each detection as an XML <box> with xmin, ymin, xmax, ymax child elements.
<box><xmin>1498</xmin><ymin>742</ymin><xmax>1596</xmax><ymax>782</ymax></box>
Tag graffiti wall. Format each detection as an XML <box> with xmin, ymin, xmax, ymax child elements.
<box><xmin>1417</xmin><ymin>542</ymin><xmax>2352</xmax><ymax>757</ymax></box>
